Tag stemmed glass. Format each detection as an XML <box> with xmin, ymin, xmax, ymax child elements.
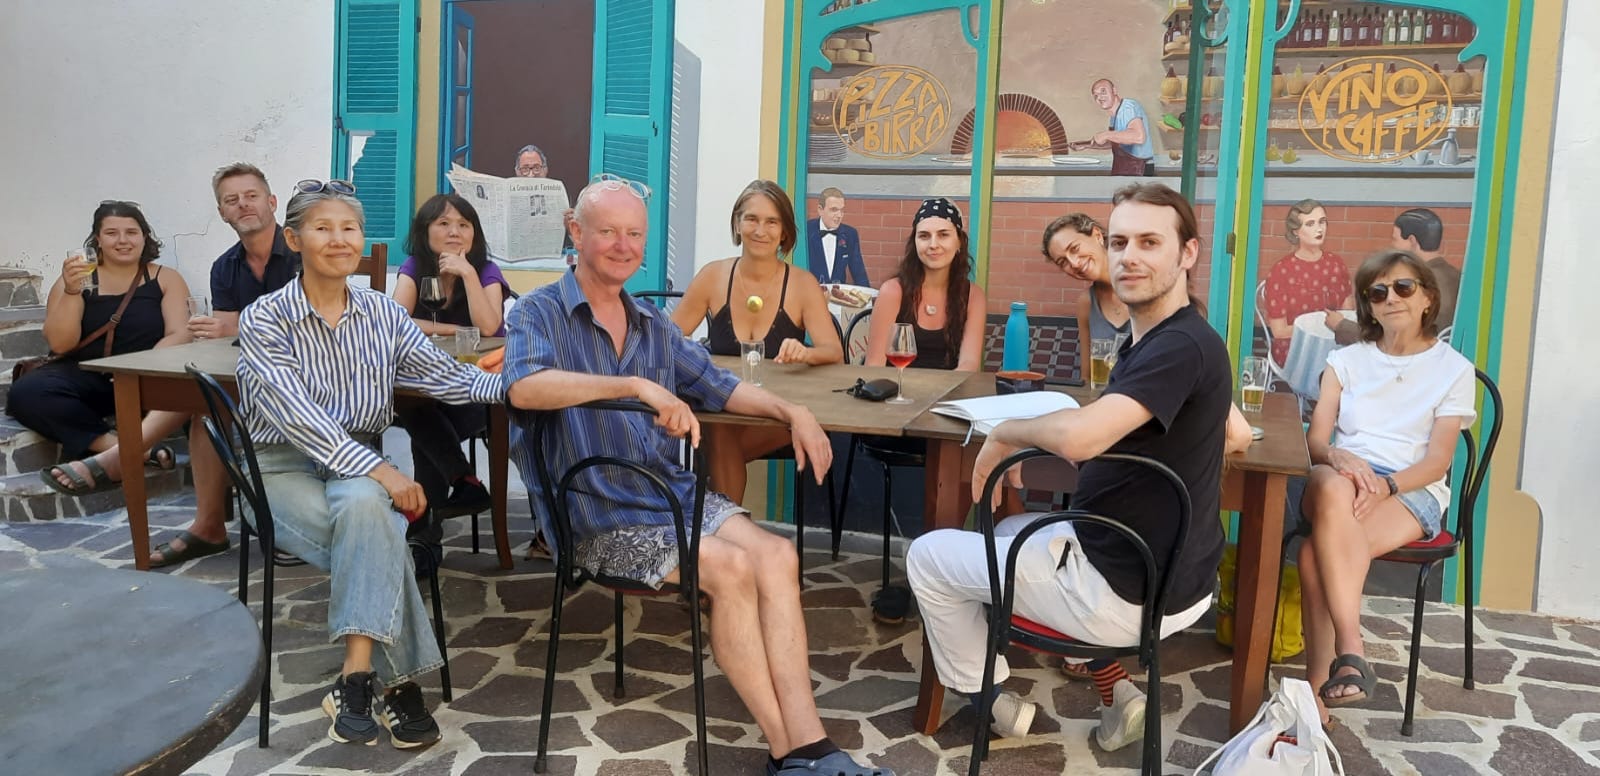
<box><xmin>885</xmin><ymin>323</ymin><xmax>917</xmax><ymax>405</ymax></box>
<box><xmin>418</xmin><ymin>276</ymin><xmax>445</xmax><ymax>329</ymax></box>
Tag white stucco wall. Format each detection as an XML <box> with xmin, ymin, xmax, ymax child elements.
<box><xmin>1525</xmin><ymin>3</ymin><xmax>1600</xmax><ymax>619</ymax></box>
<box><xmin>0</xmin><ymin>1</ymin><xmax>333</xmax><ymax>291</ymax></box>
<box><xmin>674</xmin><ymin>1</ymin><xmax>766</xmax><ymax>274</ymax></box>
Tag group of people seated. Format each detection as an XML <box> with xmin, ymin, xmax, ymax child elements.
<box><xmin>3</xmin><ymin>165</ymin><xmax>1476</xmax><ymax>771</ymax></box>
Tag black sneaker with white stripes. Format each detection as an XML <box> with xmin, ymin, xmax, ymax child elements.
<box><xmin>380</xmin><ymin>681</ymin><xmax>442</xmax><ymax>749</ymax></box>
<box><xmin>322</xmin><ymin>671</ymin><xmax>381</xmax><ymax>745</ymax></box>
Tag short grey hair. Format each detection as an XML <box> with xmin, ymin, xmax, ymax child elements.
<box><xmin>212</xmin><ymin>162</ymin><xmax>271</xmax><ymax>202</ymax></box>
<box><xmin>284</xmin><ymin>190</ymin><xmax>366</xmax><ymax>231</ymax></box>
<box><xmin>513</xmin><ymin>144</ymin><xmax>548</xmax><ymax>173</ymax></box>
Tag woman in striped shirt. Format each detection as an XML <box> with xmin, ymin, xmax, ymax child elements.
<box><xmin>237</xmin><ymin>181</ymin><xmax>504</xmax><ymax>751</ymax></box>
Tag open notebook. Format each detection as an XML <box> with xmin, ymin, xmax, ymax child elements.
<box><xmin>929</xmin><ymin>391</ymin><xmax>1080</xmax><ymax>437</ymax></box>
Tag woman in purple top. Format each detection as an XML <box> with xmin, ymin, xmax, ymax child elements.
<box><xmin>393</xmin><ymin>194</ymin><xmax>511</xmax><ymax>533</ymax></box>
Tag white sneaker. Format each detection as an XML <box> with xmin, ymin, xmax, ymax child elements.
<box><xmin>1095</xmin><ymin>679</ymin><xmax>1146</xmax><ymax>751</ymax></box>
<box><xmin>987</xmin><ymin>691</ymin><xmax>1036</xmax><ymax>739</ymax></box>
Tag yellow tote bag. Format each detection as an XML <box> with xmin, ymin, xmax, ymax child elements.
<box><xmin>1215</xmin><ymin>543</ymin><xmax>1304</xmax><ymax>662</ymax></box>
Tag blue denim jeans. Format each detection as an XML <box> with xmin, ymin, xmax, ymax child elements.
<box><xmin>251</xmin><ymin>443</ymin><xmax>444</xmax><ymax>686</ymax></box>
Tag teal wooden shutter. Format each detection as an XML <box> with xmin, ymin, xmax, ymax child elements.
<box><xmin>333</xmin><ymin>0</ymin><xmax>418</xmax><ymax>262</ymax></box>
<box><xmin>591</xmin><ymin>0</ymin><xmax>674</xmax><ymax>292</ymax></box>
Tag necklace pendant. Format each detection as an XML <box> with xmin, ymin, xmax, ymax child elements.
<box><xmin>1396</xmin><ymin>374</ymin><xmax>1404</xmax><ymax>383</ymax></box>
<box><xmin>924</xmin><ymin>304</ymin><xmax>938</xmax><ymax>316</ymax></box>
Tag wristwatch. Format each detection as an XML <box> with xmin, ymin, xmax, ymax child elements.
<box><xmin>1384</xmin><ymin>475</ymin><xmax>1399</xmax><ymax>496</ymax></box>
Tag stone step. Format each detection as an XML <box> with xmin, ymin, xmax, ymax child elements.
<box><xmin>0</xmin><ymin>269</ymin><xmax>42</xmax><ymax>309</ymax></box>
<box><xmin>1</xmin><ymin>463</ymin><xmax>190</xmax><ymax>523</ymax></box>
<box><xmin>0</xmin><ymin>307</ymin><xmax>49</xmax><ymax>379</ymax></box>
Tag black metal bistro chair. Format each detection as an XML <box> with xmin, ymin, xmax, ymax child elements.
<box><xmin>970</xmin><ymin>448</ymin><xmax>1192</xmax><ymax>776</ymax></box>
<box><xmin>527</xmin><ymin>400</ymin><xmax>711</xmax><ymax>775</ymax></box>
<box><xmin>185</xmin><ymin>366</ymin><xmax>452</xmax><ymax>748</ymax></box>
<box><xmin>1276</xmin><ymin>368</ymin><xmax>1502</xmax><ymax>736</ymax></box>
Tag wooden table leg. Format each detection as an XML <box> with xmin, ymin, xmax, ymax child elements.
<box><xmin>489</xmin><ymin>404</ymin><xmax>513</xmax><ymax>570</ymax></box>
<box><xmin>115</xmin><ymin>376</ymin><xmax>151</xmax><ymax>571</ymax></box>
<box><xmin>911</xmin><ymin>438</ymin><xmax>976</xmax><ymax>735</ymax></box>
<box><xmin>1230</xmin><ymin>471</ymin><xmax>1288</xmax><ymax>732</ymax></box>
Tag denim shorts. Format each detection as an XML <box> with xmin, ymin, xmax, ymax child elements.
<box><xmin>1287</xmin><ymin>464</ymin><xmax>1444</xmax><ymax>541</ymax></box>
<box><xmin>1370</xmin><ymin>464</ymin><xmax>1443</xmax><ymax>541</ymax></box>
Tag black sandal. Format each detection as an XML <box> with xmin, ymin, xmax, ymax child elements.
<box><xmin>39</xmin><ymin>457</ymin><xmax>119</xmax><ymax>497</ymax></box>
<box><xmin>145</xmin><ymin>444</ymin><xmax>177</xmax><ymax>470</ymax></box>
<box><xmin>1319</xmin><ymin>653</ymin><xmax>1377</xmax><ymax>707</ymax></box>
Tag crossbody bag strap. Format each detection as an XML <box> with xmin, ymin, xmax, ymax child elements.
<box><xmin>75</xmin><ymin>268</ymin><xmax>143</xmax><ymax>358</ymax></box>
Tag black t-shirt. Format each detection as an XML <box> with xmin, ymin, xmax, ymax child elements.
<box><xmin>1071</xmin><ymin>303</ymin><xmax>1230</xmax><ymax>614</ymax></box>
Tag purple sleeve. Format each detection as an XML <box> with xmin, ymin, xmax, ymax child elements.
<box><xmin>397</xmin><ymin>256</ymin><xmax>419</xmax><ymax>279</ymax></box>
<box><xmin>479</xmin><ymin>261</ymin><xmax>509</xmax><ymax>292</ymax></box>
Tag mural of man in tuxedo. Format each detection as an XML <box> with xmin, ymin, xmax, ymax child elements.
<box><xmin>806</xmin><ymin>187</ymin><xmax>869</xmax><ymax>286</ymax></box>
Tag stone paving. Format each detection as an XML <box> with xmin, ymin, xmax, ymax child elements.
<box><xmin>3</xmin><ymin>495</ymin><xmax>1599</xmax><ymax>776</ymax></box>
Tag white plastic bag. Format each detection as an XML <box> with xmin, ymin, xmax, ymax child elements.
<box><xmin>1194</xmin><ymin>678</ymin><xmax>1344</xmax><ymax>776</ymax></box>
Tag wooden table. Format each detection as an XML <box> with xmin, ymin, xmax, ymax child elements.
<box><xmin>703</xmin><ymin>357</ymin><xmax>973</xmax><ymax>435</ymax></box>
<box><xmin>902</xmin><ymin>375</ymin><xmax>1309</xmax><ymax>734</ymax></box>
<box><xmin>0</xmin><ymin>564</ymin><xmax>263</xmax><ymax>774</ymax></box>
<box><xmin>81</xmin><ymin>337</ymin><xmax>516</xmax><ymax>571</ymax></box>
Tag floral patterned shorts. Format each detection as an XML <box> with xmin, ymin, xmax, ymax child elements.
<box><xmin>573</xmin><ymin>492</ymin><xmax>748</xmax><ymax>588</ymax></box>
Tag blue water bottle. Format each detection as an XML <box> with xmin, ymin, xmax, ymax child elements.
<box><xmin>1002</xmin><ymin>301</ymin><xmax>1030</xmax><ymax>371</ymax></box>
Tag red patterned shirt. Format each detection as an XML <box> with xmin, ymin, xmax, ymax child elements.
<box><xmin>1263</xmin><ymin>250</ymin><xmax>1351</xmax><ymax>364</ymax></box>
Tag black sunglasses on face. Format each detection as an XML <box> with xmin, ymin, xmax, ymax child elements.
<box><xmin>1366</xmin><ymin>278</ymin><xmax>1419</xmax><ymax>303</ymax></box>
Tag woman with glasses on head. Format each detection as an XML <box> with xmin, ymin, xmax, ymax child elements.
<box><xmin>392</xmin><ymin>194</ymin><xmax>511</xmax><ymax>528</ymax></box>
<box><xmin>1296</xmin><ymin>250</ymin><xmax>1475</xmax><ymax>725</ymax></box>
<box><xmin>237</xmin><ymin>179</ymin><xmax>505</xmax><ymax>750</ymax></box>
<box><xmin>1041</xmin><ymin>212</ymin><xmax>1130</xmax><ymax>377</ymax></box>
<box><xmin>14</xmin><ymin>202</ymin><xmax>206</xmax><ymax>499</ymax></box>
<box><xmin>671</xmin><ymin>179</ymin><xmax>844</xmax><ymax>503</ymax></box>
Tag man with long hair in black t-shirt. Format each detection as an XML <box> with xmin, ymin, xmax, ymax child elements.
<box><xmin>908</xmin><ymin>183</ymin><xmax>1252</xmax><ymax>752</ymax></box>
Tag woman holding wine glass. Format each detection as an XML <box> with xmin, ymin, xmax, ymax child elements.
<box><xmin>392</xmin><ymin>194</ymin><xmax>513</xmax><ymax>542</ymax></box>
<box><xmin>671</xmin><ymin>179</ymin><xmax>843</xmax><ymax>504</ymax></box>
<box><xmin>857</xmin><ymin>198</ymin><xmax>986</xmax><ymax>623</ymax></box>
<box><xmin>863</xmin><ymin>197</ymin><xmax>987</xmax><ymax>375</ymax></box>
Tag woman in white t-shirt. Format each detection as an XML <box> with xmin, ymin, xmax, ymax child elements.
<box><xmin>1297</xmin><ymin>250</ymin><xmax>1477</xmax><ymax>722</ymax></box>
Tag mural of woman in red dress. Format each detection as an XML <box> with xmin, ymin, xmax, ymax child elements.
<box><xmin>1261</xmin><ymin>198</ymin><xmax>1354</xmax><ymax>366</ymax></box>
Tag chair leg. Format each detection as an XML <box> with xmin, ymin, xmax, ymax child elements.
<box><xmin>613</xmin><ymin>593</ymin><xmax>626</xmax><ymax>698</ymax></box>
<box><xmin>1464</xmin><ymin>540</ymin><xmax>1476</xmax><ymax>690</ymax></box>
<box><xmin>795</xmin><ymin>466</ymin><xmax>807</xmax><ymax>585</ymax></box>
<box><xmin>469</xmin><ymin>437</ymin><xmax>481</xmax><ymax>554</ymax></box>
<box><xmin>969</xmin><ymin>624</ymin><xmax>1003</xmax><ymax>776</ymax></box>
<box><xmin>427</xmin><ymin>564</ymin><xmax>452</xmax><ymax>703</ymax></box>
<box><xmin>237</xmin><ymin>523</ymin><xmax>251</xmax><ymax>607</ymax></box>
<box><xmin>880</xmin><ymin>464</ymin><xmax>894</xmax><ymax>591</ymax></box>
<box><xmin>535</xmin><ymin>575</ymin><xmax>569</xmax><ymax>773</ymax></box>
<box><xmin>825</xmin><ymin>468</ymin><xmax>841</xmax><ymax>561</ymax></box>
<box><xmin>470</xmin><ymin>513</ymin><xmax>480</xmax><ymax>555</ymax></box>
<box><xmin>1401</xmin><ymin>561</ymin><xmax>1434</xmax><ymax>737</ymax></box>
<box><xmin>1142</xmin><ymin>655</ymin><xmax>1163</xmax><ymax>776</ymax></box>
<box><xmin>835</xmin><ymin>435</ymin><xmax>858</xmax><ymax>561</ymax></box>
<box><xmin>258</xmin><ymin>542</ymin><xmax>275</xmax><ymax>748</ymax></box>
<box><xmin>687</xmin><ymin>581</ymin><xmax>710</xmax><ymax>776</ymax></box>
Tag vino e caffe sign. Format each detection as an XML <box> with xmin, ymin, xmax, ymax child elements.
<box><xmin>1297</xmin><ymin>56</ymin><xmax>1452</xmax><ymax>163</ymax></box>
<box><xmin>832</xmin><ymin>65</ymin><xmax>951</xmax><ymax>160</ymax></box>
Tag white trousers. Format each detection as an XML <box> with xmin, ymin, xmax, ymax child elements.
<box><xmin>906</xmin><ymin>514</ymin><xmax>1211</xmax><ymax>693</ymax></box>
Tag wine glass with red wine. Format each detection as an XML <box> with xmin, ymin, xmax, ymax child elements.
<box><xmin>886</xmin><ymin>323</ymin><xmax>917</xmax><ymax>404</ymax></box>
<box><xmin>418</xmin><ymin>276</ymin><xmax>445</xmax><ymax>329</ymax></box>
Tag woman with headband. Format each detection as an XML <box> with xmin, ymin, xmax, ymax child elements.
<box><xmin>863</xmin><ymin>197</ymin><xmax>987</xmax><ymax>371</ymax></box>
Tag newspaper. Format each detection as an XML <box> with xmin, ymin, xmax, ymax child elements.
<box><xmin>446</xmin><ymin>164</ymin><xmax>569</xmax><ymax>262</ymax></box>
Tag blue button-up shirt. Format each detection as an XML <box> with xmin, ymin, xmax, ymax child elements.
<box><xmin>211</xmin><ymin>226</ymin><xmax>300</xmax><ymax>313</ymax></box>
<box><xmin>239</xmin><ymin>279</ymin><xmax>506</xmax><ymax>478</ymax></box>
<box><xmin>505</xmin><ymin>270</ymin><xmax>740</xmax><ymax>543</ymax></box>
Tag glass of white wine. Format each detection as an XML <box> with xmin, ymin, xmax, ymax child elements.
<box><xmin>69</xmin><ymin>247</ymin><xmax>98</xmax><ymax>295</ymax></box>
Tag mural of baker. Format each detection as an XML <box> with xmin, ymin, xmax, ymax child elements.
<box><xmin>1089</xmin><ymin>78</ymin><xmax>1155</xmax><ymax>177</ymax></box>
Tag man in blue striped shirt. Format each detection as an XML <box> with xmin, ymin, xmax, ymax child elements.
<box><xmin>506</xmin><ymin>181</ymin><xmax>895</xmax><ymax>776</ymax></box>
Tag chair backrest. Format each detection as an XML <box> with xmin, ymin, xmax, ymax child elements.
<box><xmin>526</xmin><ymin>400</ymin><xmax>707</xmax><ymax>586</ymax></box>
<box><xmin>186</xmin><ymin>366</ymin><xmax>275</xmax><ymax>547</ymax></box>
<box><xmin>356</xmin><ymin>243</ymin><xmax>388</xmax><ymax>294</ymax></box>
<box><xmin>982</xmin><ymin>313</ymin><xmax>1083</xmax><ymax>385</ymax></box>
<box><xmin>1452</xmin><ymin>369</ymin><xmax>1504</xmax><ymax>543</ymax></box>
<box><xmin>842</xmin><ymin>308</ymin><xmax>873</xmax><ymax>365</ymax></box>
<box><xmin>632</xmin><ymin>289</ymin><xmax>684</xmax><ymax>316</ymax></box>
<box><xmin>975</xmin><ymin>447</ymin><xmax>1192</xmax><ymax>660</ymax></box>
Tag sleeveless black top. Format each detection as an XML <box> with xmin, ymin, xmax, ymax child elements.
<box><xmin>706</xmin><ymin>258</ymin><xmax>807</xmax><ymax>357</ymax></box>
<box><xmin>895</xmin><ymin>313</ymin><xmax>956</xmax><ymax>370</ymax></box>
<box><xmin>67</xmin><ymin>265</ymin><xmax>166</xmax><ymax>361</ymax></box>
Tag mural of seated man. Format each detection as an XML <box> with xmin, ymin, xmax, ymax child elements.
<box><xmin>1330</xmin><ymin>207</ymin><xmax>1462</xmax><ymax>344</ymax></box>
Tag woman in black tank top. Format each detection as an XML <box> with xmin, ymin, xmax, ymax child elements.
<box><xmin>14</xmin><ymin>201</ymin><xmax>232</xmax><ymax>567</ymax></box>
<box><xmin>670</xmin><ymin>180</ymin><xmax>844</xmax><ymax>503</ymax></box>
<box><xmin>863</xmin><ymin>197</ymin><xmax>987</xmax><ymax>372</ymax></box>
